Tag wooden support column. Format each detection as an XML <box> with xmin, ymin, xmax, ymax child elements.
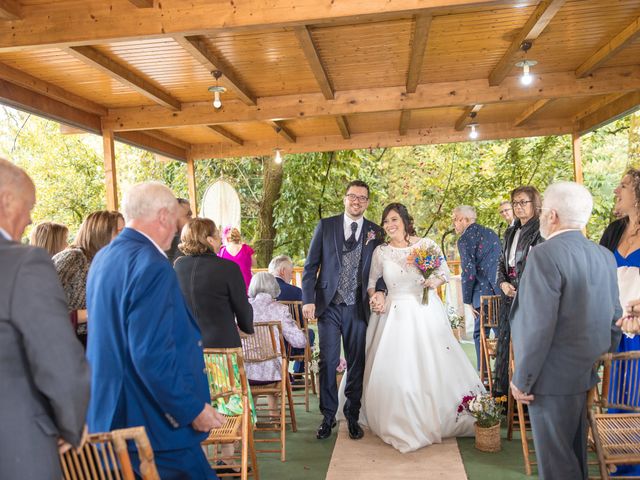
<box><xmin>572</xmin><ymin>132</ymin><xmax>583</xmax><ymax>184</ymax></box>
<box><xmin>186</xmin><ymin>153</ymin><xmax>198</xmax><ymax>217</ymax></box>
<box><xmin>102</xmin><ymin>127</ymin><xmax>118</xmax><ymax>210</ymax></box>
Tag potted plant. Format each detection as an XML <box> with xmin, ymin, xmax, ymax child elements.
<box><xmin>457</xmin><ymin>392</ymin><xmax>507</xmax><ymax>452</ymax></box>
<box><xmin>447</xmin><ymin>305</ymin><xmax>464</xmax><ymax>340</ymax></box>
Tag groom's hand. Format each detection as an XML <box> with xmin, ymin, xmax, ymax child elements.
<box><xmin>510</xmin><ymin>382</ymin><xmax>535</xmax><ymax>405</ymax></box>
<box><xmin>303</xmin><ymin>303</ymin><xmax>316</xmax><ymax>320</ymax></box>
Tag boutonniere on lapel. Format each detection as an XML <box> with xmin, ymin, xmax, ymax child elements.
<box><xmin>365</xmin><ymin>229</ymin><xmax>377</xmax><ymax>246</ymax></box>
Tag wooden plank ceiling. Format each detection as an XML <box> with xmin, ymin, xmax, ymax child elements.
<box><xmin>0</xmin><ymin>0</ymin><xmax>640</xmax><ymax>161</ymax></box>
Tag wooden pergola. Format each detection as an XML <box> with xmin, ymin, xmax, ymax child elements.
<box><xmin>1</xmin><ymin>0</ymin><xmax>639</xmax><ymax>214</ymax></box>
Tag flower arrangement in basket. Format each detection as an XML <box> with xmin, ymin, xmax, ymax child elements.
<box><xmin>309</xmin><ymin>349</ymin><xmax>347</xmax><ymax>375</ymax></box>
<box><xmin>457</xmin><ymin>392</ymin><xmax>507</xmax><ymax>452</ymax></box>
<box><xmin>407</xmin><ymin>244</ymin><xmax>445</xmax><ymax>304</ymax></box>
<box><xmin>447</xmin><ymin>305</ymin><xmax>464</xmax><ymax>340</ymax></box>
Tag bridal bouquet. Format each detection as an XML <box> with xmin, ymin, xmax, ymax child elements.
<box><xmin>407</xmin><ymin>244</ymin><xmax>445</xmax><ymax>304</ymax></box>
<box><xmin>457</xmin><ymin>392</ymin><xmax>507</xmax><ymax>428</ymax></box>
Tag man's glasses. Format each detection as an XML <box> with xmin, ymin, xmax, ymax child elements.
<box><xmin>345</xmin><ymin>194</ymin><xmax>369</xmax><ymax>202</ymax></box>
<box><xmin>512</xmin><ymin>200</ymin><xmax>533</xmax><ymax>208</ymax></box>
<box><xmin>499</xmin><ymin>208</ymin><xmax>512</xmax><ymax>215</ymax></box>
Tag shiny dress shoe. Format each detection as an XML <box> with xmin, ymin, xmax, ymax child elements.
<box><xmin>316</xmin><ymin>418</ymin><xmax>337</xmax><ymax>439</ymax></box>
<box><xmin>347</xmin><ymin>418</ymin><xmax>364</xmax><ymax>440</ymax></box>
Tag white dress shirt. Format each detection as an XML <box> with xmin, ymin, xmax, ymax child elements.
<box><xmin>343</xmin><ymin>214</ymin><xmax>364</xmax><ymax>241</ymax></box>
<box><xmin>0</xmin><ymin>227</ymin><xmax>11</xmax><ymax>241</ymax></box>
<box><xmin>131</xmin><ymin>228</ymin><xmax>168</xmax><ymax>258</ymax></box>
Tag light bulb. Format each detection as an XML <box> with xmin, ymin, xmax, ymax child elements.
<box><xmin>469</xmin><ymin>125</ymin><xmax>479</xmax><ymax>140</ymax></box>
<box><xmin>274</xmin><ymin>149</ymin><xmax>283</xmax><ymax>164</ymax></box>
<box><xmin>213</xmin><ymin>91</ymin><xmax>222</xmax><ymax>109</ymax></box>
<box><xmin>520</xmin><ymin>63</ymin><xmax>533</xmax><ymax>86</ymax></box>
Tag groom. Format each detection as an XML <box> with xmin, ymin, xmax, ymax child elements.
<box><xmin>302</xmin><ymin>180</ymin><xmax>384</xmax><ymax>440</ymax></box>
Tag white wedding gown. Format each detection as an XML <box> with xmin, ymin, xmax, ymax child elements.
<box><xmin>339</xmin><ymin>237</ymin><xmax>484</xmax><ymax>453</ymax></box>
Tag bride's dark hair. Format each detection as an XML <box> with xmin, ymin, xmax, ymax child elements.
<box><xmin>381</xmin><ymin>203</ymin><xmax>417</xmax><ymax>244</ymax></box>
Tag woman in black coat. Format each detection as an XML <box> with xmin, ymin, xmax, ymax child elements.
<box><xmin>174</xmin><ymin>218</ymin><xmax>253</xmax><ymax>348</ymax></box>
<box><xmin>493</xmin><ymin>185</ymin><xmax>544</xmax><ymax>396</ymax></box>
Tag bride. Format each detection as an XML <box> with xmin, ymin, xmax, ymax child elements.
<box><xmin>342</xmin><ymin>202</ymin><xmax>484</xmax><ymax>453</ymax></box>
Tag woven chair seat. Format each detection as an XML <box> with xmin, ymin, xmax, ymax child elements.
<box><xmin>594</xmin><ymin>414</ymin><xmax>640</xmax><ymax>458</ymax></box>
<box><xmin>205</xmin><ymin>414</ymin><xmax>243</xmax><ymax>443</ymax></box>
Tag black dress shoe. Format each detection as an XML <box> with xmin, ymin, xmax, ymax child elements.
<box><xmin>316</xmin><ymin>418</ymin><xmax>337</xmax><ymax>439</ymax></box>
<box><xmin>347</xmin><ymin>418</ymin><xmax>364</xmax><ymax>440</ymax></box>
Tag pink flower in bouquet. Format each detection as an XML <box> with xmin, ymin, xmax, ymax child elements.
<box><xmin>336</xmin><ymin>358</ymin><xmax>347</xmax><ymax>373</ymax></box>
<box><xmin>407</xmin><ymin>244</ymin><xmax>445</xmax><ymax>304</ymax></box>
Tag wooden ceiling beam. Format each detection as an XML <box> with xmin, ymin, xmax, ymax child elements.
<box><xmin>0</xmin><ymin>61</ymin><xmax>106</xmax><ymax>115</ymax></box>
<box><xmin>335</xmin><ymin>116</ymin><xmax>350</xmax><ymax>139</ymax></box>
<box><xmin>572</xmin><ymin>93</ymin><xmax>626</xmax><ymax>123</ymax></box>
<box><xmin>190</xmin><ymin>119</ymin><xmax>572</xmax><ymax>159</ymax></box>
<box><xmin>294</xmin><ymin>26</ymin><xmax>334</xmax><ymax>100</ymax></box>
<box><xmin>208</xmin><ymin>125</ymin><xmax>244</xmax><ymax>145</ymax></box>
<box><xmin>128</xmin><ymin>0</ymin><xmax>154</xmax><ymax>7</ymax></box>
<box><xmin>488</xmin><ymin>0</ymin><xmax>565</xmax><ymax>86</ymax></box>
<box><xmin>173</xmin><ymin>35</ymin><xmax>256</xmax><ymax>106</ymax></box>
<box><xmin>141</xmin><ymin>130</ymin><xmax>190</xmax><ymax>150</ymax></box>
<box><xmin>115</xmin><ymin>131</ymin><xmax>187</xmax><ymax>162</ymax></box>
<box><xmin>66</xmin><ymin>46</ymin><xmax>181</xmax><ymax>111</ymax></box>
<box><xmin>0</xmin><ymin>0</ymin><xmax>502</xmax><ymax>52</ymax></box>
<box><xmin>406</xmin><ymin>13</ymin><xmax>432</xmax><ymax>94</ymax></box>
<box><xmin>454</xmin><ymin>104</ymin><xmax>482</xmax><ymax>131</ymax></box>
<box><xmin>267</xmin><ymin>120</ymin><xmax>296</xmax><ymax>143</ymax></box>
<box><xmin>399</xmin><ymin>110</ymin><xmax>412</xmax><ymax>136</ymax></box>
<box><xmin>0</xmin><ymin>0</ymin><xmax>20</xmax><ymax>20</ymax></box>
<box><xmin>102</xmin><ymin>65</ymin><xmax>640</xmax><ymax>132</ymax></box>
<box><xmin>575</xmin><ymin>16</ymin><xmax>640</xmax><ymax>78</ymax></box>
<box><xmin>577</xmin><ymin>91</ymin><xmax>640</xmax><ymax>135</ymax></box>
<box><xmin>513</xmin><ymin>98</ymin><xmax>552</xmax><ymax>127</ymax></box>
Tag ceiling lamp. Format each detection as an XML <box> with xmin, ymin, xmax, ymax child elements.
<box><xmin>274</xmin><ymin>148</ymin><xmax>283</xmax><ymax>164</ymax></box>
<box><xmin>468</xmin><ymin>123</ymin><xmax>479</xmax><ymax>140</ymax></box>
<box><xmin>515</xmin><ymin>41</ymin><xmax>537</xmax><ymax>86</ymax></box>
<box><xmin>208</xmin><ymin>70</ymin><xmax>227</xmax><ymax>109</ymax></box>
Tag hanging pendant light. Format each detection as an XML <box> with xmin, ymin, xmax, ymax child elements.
<box><xmin>208</xmin><ymin>70</ymin><xmax>227</xmax><ymax>109</ymax></box>
<box><xmin>515</xmin><ymin>41</ymin><xmax>537</xmax><ymax>86</ymax></box>
<box><xmin>274</xmin><ymin>148</ymin><xmax>283</xmax><ymax>164</ymax></box>
<box><xmin>468</xmin><ymin>123</ymin><xmax>479</xmax><ymax>140</ymax></box>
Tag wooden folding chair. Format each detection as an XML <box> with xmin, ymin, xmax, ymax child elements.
<box><xmin>280</xmin><ymin>300</ymin><xmax>316</xmax><ymax>412</ymax></box>
<box><xmin>202</xmin><ymin>347</ymin><xmax>258</xmax><ymax>480</ymax></box>
<box><xmin>589</xmin><ymin>351</ymin><xmax>640</xmax><ymax>479</ymax></box>
<box><xmin>59</xmin><ymin>426</ymin><xmax>159</xmax><ymax>480</ymax></box>
<box><xmin>479</xmin><ymin>295</ymin><xmax>501</xmax><ymax>393</ymax></box>
<box><xmin>506</xmin><ymin>340</ymin><xmax>536</xmax><ymax>476</ymax></box>
<box><xmin>242</xmin><ymin>321</ymin><xmax>296</xmax><ymax>462</ymax></box>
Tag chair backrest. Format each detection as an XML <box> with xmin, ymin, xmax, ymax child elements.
<box><xmin>279</xmin><ymin>300</ymin><xmax>307</xmax><ymax>329</ymax></box>
<box><xmin>203</xmin><ymin>347</ymin><xmax>248</xmax><ymax>403</ymax></box>
<box><xmin>480</xmin><ymin>295</ymin><xmax>501</xmax><ymax>329</ymax></box>
<box><xmin>595</xmin><ymin>351</ymin><xmax>640</xmax><ymax>413</ymax></box>
<box><xmin>241</xmin><ymin>321</ymin><xmax>285</xmax><ymax>363</ymax></box>
<box><xmin>60</xmin><ymin>426</ymin><xmax>159</xmax><ymax>480</ymax></box>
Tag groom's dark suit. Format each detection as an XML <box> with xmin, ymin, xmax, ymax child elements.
<box><xmin>302</xmin><ymin>214</ymin><xmax>382</xmax><ymax>422</ymax></box>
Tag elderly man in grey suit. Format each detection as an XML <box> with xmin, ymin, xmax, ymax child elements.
<box><xmin>510</xmin><ymin>181</ymin><xmax>622</xmax><ymax>480</ymax></box>
<box><xmin>0</xmin><ymin>158</ymin><xmax>90</xmax><ymax>479</ymax></box>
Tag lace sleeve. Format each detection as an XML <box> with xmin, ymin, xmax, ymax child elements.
<box><xmin>425</xmin><ymin>238</ymin><xmax>450</xmax><ymax>284</ymax></box>
<box><xmin>367</xmin><ymin>246</ymin><xmax>384</xmax><ymax>290</ymax></box>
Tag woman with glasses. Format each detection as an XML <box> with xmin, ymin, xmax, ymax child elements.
<box><xmin>494</xmin><ymin>185</ymin><xmax>544</xmax><ymax>397</ymax></box>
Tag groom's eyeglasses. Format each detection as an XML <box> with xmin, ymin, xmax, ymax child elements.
<box><xmin>345</xmin><ymin>194</ymin><xmax>369</xmax><ymax>203</ymax></box>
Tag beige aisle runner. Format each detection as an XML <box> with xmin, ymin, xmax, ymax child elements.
<box><xmin>326</xmin><ymin>423</ymin><xmax>468</xmax><ymax>480</ymax></box>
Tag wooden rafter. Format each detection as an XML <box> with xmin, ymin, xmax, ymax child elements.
<box><xmin>208</xmin><ymin>125</ymin><xmax>244</xmax><ymax>146</ymax></box>
<box><xmin>575</xmin><ymin>16</ymin><xmax>640</xmax><ymax>78</ymax></box>
<box><xmin>577</xmin><ymin>91</ymin><xmax>640</xmax><ymax>135</ymax></box>
<box><xmin>0</xmin><ymin>0</ymin><xmax>20</xmax><ymax>20</ymax></box>
<box><xmin>335</xmin><ymin>116</ymin><xmax>350</xmax><ymax>139</ymax></box>
<box><xmin>0</xmin><ymin>0</ymin><xmax>501</xmax><ymax>52</ymax></box>
<box><xmin>399</xmin><ymin>110</ymin><xmax>412</xmax><ymax>136</ymax></box>
<box><xmin>190</xmin><ymin>119</ymin><xmax>572</xmax><ymax>159</ymax></box>
<box><xmin>454</xmin><ymin>104</ymin><xmax>483</xmax><ymax>131</ymax></box>
<box><xmin>572</xmin><ymin>93</ymin><xmax>626</xmax><ymax>123</ymax></box>
<box><xmin>128</xmin><ymin>0</ymin><xmax>153</xmax><ymax>7</ymax></box>
<box><xmin>173</xmin><ymin>35</ymin><xmax>256</xmax><ymax>106</ymax></box>
<box><xmin>66</xmin><ymin>46</ymin><xmax>181</xmax><ymax>111</ymax></box>
<box><xmin>267</xmin><ymin>120</ymin><xmax>296</xmax><ymax>143</ymax></box>
<box><xmin>102</xmin><ymin>65</ymin><xmax>640</xmax><ymax>132</ymax></box>
<box><xmin>294</xmin><ymin>26</ymin><xmax>334</xmax><ymax>100</ymax></box>
<box><xmin>488</xmin><ymin>0</ymin><xmax>565</xmax><ymax>86</ymax></box>
<box><xmin>513</xmin><ymin>99</ymin><xmax>552</xmax><ymax>127</ymax></box>
<box><xmin>406</xmin><ymin>14</ymin><xmax>432</xmax><ymax>93</ymax></box>
<box><xmin>115</xmin><ymin>131</ymin><xmax>187</xmax><ymax>161</ymax></box>
<box><xmin>142</xmin><ymin>130</ymin><xmax>190</xmax><ymax>150</ymax></box>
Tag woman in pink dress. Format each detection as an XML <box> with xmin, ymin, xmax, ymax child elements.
<box><xmin>218</xmin><ymin>226</ymin><xmax>256</xmax><ymax>291</ymax></box>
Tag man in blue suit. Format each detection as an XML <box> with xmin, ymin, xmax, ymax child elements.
<box><xmin>86</xmin><ymin>182</ymin><xmax>224</xmax><ymax>479</ymax></box>
<box><xmin>302</xmin><ymin>180</ymin><xmax>384</xmax><ymax>441</ymax></box>
<box><xmin>454</xmin><ymin>205</ymin><xmax>501</xmax><ymax>369</ymax></box>
<box><xmin>269</xmin><ymin>254</ymin><xmax>315</xmax><ymax>374</ymax></box>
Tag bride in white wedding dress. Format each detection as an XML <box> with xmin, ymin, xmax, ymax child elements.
<box><xmin>340</xmin><ymin>203</ymin><xmax>484</xmax><ymax>453</ymax></box>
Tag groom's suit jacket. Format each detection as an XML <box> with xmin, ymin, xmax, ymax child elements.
<box><xmin>302</xmin><ymin>214</ymin><xmax>382</xmax><ymax>321</ymax></box>
<box><xmin>510</xmin><ymin>230</ymin><xmax>622</xmax><ymax>395</ymax></box>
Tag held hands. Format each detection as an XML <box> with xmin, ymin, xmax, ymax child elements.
<box><xmin>510</xmin><ymin>382</ymin><xmax>535</xmax><ymax>405</ymax></box>
<box><xmin>192</xmin><ymin>403</ymin><xmax>225</xmax><ymax>432</ymax></box>
<box><xmin>302</xmin><ymin>303</ymin><xmax>316</xmax><ymax>320</ymax></box>
<box><xmin>500</xmin><ymin>282</ymin><xmax>516</xmax><ymax>298</ymax></box>
<box><xmin>616</xmin><ymin>299</ymin><xmax>640</xmax><ymax>335</ymax></box>
<box><xmin>369</xmin><ymin>291</ymin><xmax>386</xmax><ymax>314</ymax></box>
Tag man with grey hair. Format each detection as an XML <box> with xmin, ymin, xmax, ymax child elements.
<box><xmin>86</xmin><ymin>181</ymin><xmax>223</xmax><ymax>479</ymax></box>
<box><xmin>510</xmin><ymin>181</ymin><xmax>622</xmax><ymax>480</ymax></box>
<box><xmin>453</xmin><ymin>205</ymin><xmax>501</xmax><ymax>368</ymax></box>
<box><xmin>0</xmin><ymin>158</ymin><xmax>90</xmax><ymax>479</ymax></box>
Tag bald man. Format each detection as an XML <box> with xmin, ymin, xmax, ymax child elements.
<box><xmin>0</xmin><ymin>157</ymin><xmax>90</xmax><ymax>478</ymax></box>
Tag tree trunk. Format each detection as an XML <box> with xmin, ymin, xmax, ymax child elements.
<box><xmin>630</xmin><ymin>112</ymin><xmax>640</xmax><ymax>168</ymax></box>
<box><xmin>254</xmin><ymin>157</ymin><xmax>284</xmax><ymax>267</ymax></box>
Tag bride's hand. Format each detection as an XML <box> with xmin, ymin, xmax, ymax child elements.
<box><xmin>369</xmin><ymin>291</ymin><xmax>386</xmax><ymax>313</ymax></box>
